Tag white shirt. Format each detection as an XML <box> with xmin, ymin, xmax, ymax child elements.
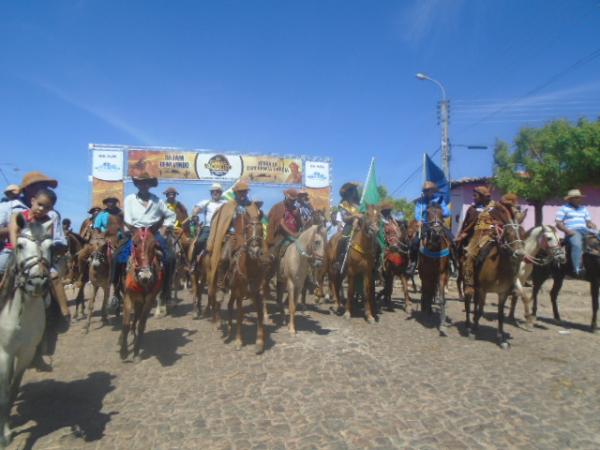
<box><xmin>124</xmin><ymin>193</ymin><xmax>176</xmax><ymax>228</ymax></box>
<box><xmin>0</xmin><ymin>198</ymin><xmax>66</xmax><ymax>247</ymax></box>
<box><xmin>194</xmin><ymin>199</ymin><xmax>227</xmax><ymax>226</ymax></box>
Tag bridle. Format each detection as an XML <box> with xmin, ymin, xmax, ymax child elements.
<box><xmin>132</xmin><ymin>228</ymin><xmax>155</xmax><ymax>271</ymax></box>
<box><xmin>15</xmin><ymin>230</ymin><xmax>52</xmax><ymax>291</ymax></box>
<box><xmin>294</xmin><ymin>227</ymin><xmax>325</xmax><ymax>265</ymax></box>
<box><xmin>495</xmin><ymin>221</ymin><xmax>524</xmax><ymax>258</ymax></box>
<box><xmin>524</xmin><ymin>227</ymin><xmax>565</xmax><ymax>266</ymax></box>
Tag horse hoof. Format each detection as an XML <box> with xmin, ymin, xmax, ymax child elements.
<box><xmin>343</xmin><ymin>311</ymin><xmax>351</xmax><ymax>320</ymax></box>
<box><xmin>499</xmin><ymin>341</ymin><xmax>510</xmax><ymax>350</ymax></box>
<box><xmin>119</xmin><ymin>350</ymin><xmax>128</xmax><ymax>361</ymax></box>
<box><xmin>0</xmin><ymin>432</ymin><xmax>11</xmax><ymax>448</ymax></box>
<box><xmin>468</xmin><ymin>332</ymin><xmax>476</xmax><ymax>341</ymax></box>
<box><xmin>366</xmin><ymin>316</ymin><xmax>375</xmax><ymax>324</ymax></box>
<box><xmin>255</xmin><ymin>342</ymin><xmax>265</xmax><ymax>355</ymax></box>
<box><xmin>133</xmin><ymin>354</ymin><xmax>142</xmax><ymax>364</ymax></box>
<box><xmin>234</xmin><ymin>341</ymin><xmax>243</xmax><ymax>351</ymax></box>
<box><xmin>439</xmin><ymin>326</ymin><xmax>448</xmax><ymax>337</ymax></box>
<box><xmin>82</xmin><ymin>327</ymin><xmax>89</xmax><ymax>335</ymax></box>
<box><xmin>101</xmin><ymin>317</ymin><xmax>109</xmax><ymax>325</ymax></box>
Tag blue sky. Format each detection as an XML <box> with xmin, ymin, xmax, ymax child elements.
<box><xmin>1</xmin><ymin>0</ymin><xmax>599</xmax><ymax>225</ymax></box>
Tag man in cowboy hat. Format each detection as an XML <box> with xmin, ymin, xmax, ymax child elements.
<box><xmin>380</xmin><ymin>200</ymin><xmax>401</xmax><ymax>259</ymax></box>
<box><xmin>296</xmin><ymin>189</ymin><xmax>314</xmax><ymax>229</ymax></box>
<box><xmin>1</xmin><ymin>184</ymin><xmax>20</xmax><ymax>203</ymax></box>
<box><xmin>556</xmin><ymin>189</ymin><xmax>599</xmax><ymax>277</ymax></box>
<box><xmin>163</xmin><ymin>187</ymin><xmax>189</xmax><ymax>230</ymax></box>
<box><xmin>190</xmin><ymin>182</ymin><xmax>227</xmax><ymax>257</ymax></box>
<box><xmin>267</xmin><ymin>189</ymin><xmax>301</xmax><ymax>262</ymax></box>
<box><xmin>456</xmin><ymin>186</ymin><xmax>493</xmax><ymax>249</ymax></box>
<box><xmin>94</xmin><ymin>197</ymin><xmax>123</xmax><ymax>234</ymax></box>
<box><xmin>206</xmin><ymin>180</ymin><xmax>262</xmax><ymax>304</ymax></box>
<box><xmin>332</xmin><ymin>182</ymin><xmax>363</xmax><ymax>270</ymax></box>
<box><xmin>414</xmin><ymin>181</ymin><xmax>450</xmax><ymax>226</ymax></box>
<box><xmin>80</xmin><ymin>206</ymin><xmax>102</xmax><ymax>242</ymax></box>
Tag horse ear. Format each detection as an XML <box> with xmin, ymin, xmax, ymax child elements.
<box><xmin>517</xmin><ymin>208</ymin><xmax>528</xmax><ymax>224</ymax></box>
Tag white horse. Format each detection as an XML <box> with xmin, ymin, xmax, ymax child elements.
<box><xmin>0</xmin><ymin>218</ymin><xmax>53</xmax><ymax>448</ymax></box>
<box><xmin>278</xmin><ymin>224</ymin><xmax>327</xmax><ymax>335</ymax></box>
<box><xmin>509</xmin><ymin>225</ymin><xmax>565</xmax><ymax>327</ymax></box>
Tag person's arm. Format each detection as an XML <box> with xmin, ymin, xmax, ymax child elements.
<box><xmin>555</xmin><ymin>207</ymin><xmax>574</xmax><ymax>236</ymax></box>
<box><xmin>191</xmin><ymin>200</ymin><xmax>207</xmax><ymax>218</ymax></box>
<box><xmin>9</xmin><ymin>213</ymin><xmax>21</xmax><ymax>248</ymax></box>
<box><xmin>160</xmin><ymin>200</ymin><xmax>177</xmax><ymax>227</ymax></box>
<box><xmin>49</xmin><ymin>210</ymin><xmax>67</xmax><ymax>247</ymax></box>
<box><xmin>584</xmin><ymin>208</ymin><xmax>596</xmax><ymax>229</ymax></box>
<box><xmin>279</xmin><ymin>218</ymin><xmax>299</xmax><ymax>239</ymax></box>
<box><xmin>0</xmin><ymin>203</ymin><xmax>10</xmax><ymax>240</ymax></box>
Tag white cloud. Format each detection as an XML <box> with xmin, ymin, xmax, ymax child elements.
<box><xmin>397</xmin><ymin>0</ymin><xmax>465</xmax><ymax>45</ymax></box>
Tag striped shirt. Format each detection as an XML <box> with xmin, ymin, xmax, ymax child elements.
<box><xmin>556</xmin><ymin>204</ymin><xmax>591</xmax><ymax>230</ymax></box>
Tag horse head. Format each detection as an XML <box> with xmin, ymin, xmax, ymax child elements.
<box><xmin>493</xmin><ymin>204</ymin><xmax>526</xmax><ymax>260</ymax></box>
<box><xmin>423</xmin><ymin>204</ymin><xmax>446</xmax><ymax>250</ymax></box>
<box><xmin>131</xmin><ymin>227</ymin><xmax>157</xmax><ymax>288</ymax></box>
<box><xmin>540</xmin><ymin>225</ymin><xmax>566</xmax><ymax>265</ymax></box>
<box><xmin>301</xmin><ymin>224</ymin><xmax>327</xmax><ymax>269</ymax></box>
<box><xmin>233</xmin><ymin>208</ymin><xmax>264</xmax><ymax>261</ymax></box>
<box><xmin>14</xmin><ymin>217</ymin><xmax>53</xmax><ymax>296</ymax></box>
<box><xmin>361</xmin><ymin>205</ymin><xmax>380</xmax><ymax>238</ymax></box>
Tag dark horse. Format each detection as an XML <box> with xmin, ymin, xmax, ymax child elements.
<box><xmin>464</xmin><ymin>204</ymin><xmax>526</xmax><ymax>348</ymax></box>
<box><xmin>418</xmin><ymin>204</ymin><xmax>451</xmax><ymax>335</ymax></box>
<box><xmin>530</xmin><ymin>233</ymin><xmax>600</xmax><ymax>332</ymax></box>
<box><xmin>380</xmin><ymin>219</ymin><xmax>412</xmax><ymax>312</ymax></box>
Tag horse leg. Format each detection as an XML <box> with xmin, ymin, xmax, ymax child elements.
<box><xmin>300</xmin><ymin>282</ymin><xmax>307</xmax><ymax>315</ymax></box>
<box><xmin>191</xmin><ymin>269</ymin><xmax>200</xmax><ymax>319</ymax></box>
<box><xmin>254</xmin><ymin>288</ymin><xmax>265</xmax><ymax>354</ymax></box>
<box><xmin>508</xmin><ymin>292</ymin><xmax>518</xmax><ymax>321</ymax></box>
<box><xmin>472</xmin><ymin>290</ymin><xmax>484</xmax><ymax>338</ymax></box>
<box><xmin>531</xmin><ymin>277</ymin><xmax>542</xmax><ymax>319</ymax></box>
<box><xmin>464</xmin><ymin>291</ymin><xmax>472</xmax><ymax>337</ymax></box>
<box><xmin>227</xmin><ymin>293</ymin><xmax>235</xmax><ymax>336</ymax></box>
<box><xmin>288</xmin><ymin>279</ymin><xmax>297</xmax><ymax>335</ymax></box>
<box><xmin>550</xmin><ymin>274</ymin><xmax>564</xmax><ymax>322</ymax></box>
<box><xmin>344</xmin><ymin>275</ymin><xmax>354</xmax><ymax>320</ymax></box>
<box><xmin>498</xmin><ymin>293</ymin><xmax>510</xmax><ymax>349</ymax></box>
<box><xmin>383</xmin><ymin>271</ymin><xmax>393</xmax><ymax>311</ymax></box>
<box><xmin>235</xmin><ymin>295</ymin><xmax>243</xmax><ymax>350</ymax></box>
<box><xmin>276</xmin><ymin>280</ymin><xmax>286</xmax><ymax>325</ymax></box>
<box><xmin>134</xmin><ymin>299</ymin><xmax>151</xmax><ymax>361</ymax></box>
<box><xmin>119</xmin><ymin>293</ymin><xmax>133</xmax><ymax>360</ymax></box>
<box><xmin>0</xmin><ymin>351</ymin><xmax>14</xmax><ymax>447</ymax></box>
<box><xmin>401</xmin><ymin>273</ymin><xmax>412</xmax><ymax>313</ymax></box>
<box><xmin>74</xmin><ymin>284</ymin><xmax>85</xmax><ymax>319</ymax></box>
<box><xmin>100</xmin><ymin>282</ymin><xmax>110</xmax><ymax>325</ymax></box>
<box><xmin>85</xmin><ymin>283</ymin><xmax>98</xmax><ymax>334</ymax></box>
<box><xmin>438</xmin><ymin>273</ymin><xmax>448</xmax><ymax>336</ymax></box>
<box><xmin>590</xmin><ymin>279</ymin><xmax>598</xmax><ymax>333</ymax></box>
<box><xmin>365</xmin><ymin>272</ymin><xmax>375</xmax><ymax>323</ymax></box>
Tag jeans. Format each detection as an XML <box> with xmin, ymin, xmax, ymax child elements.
<box><xmin>568</xmin><ymin>229</ymin><xmax>585</xmax><ymax>273</ymax></box>
<box><xmin>0</xmin><ymin>247</ymin><xmax>13</xmax><ymax>275</ymax></box>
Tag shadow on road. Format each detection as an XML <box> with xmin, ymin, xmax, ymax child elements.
<box><xmin>140</xmin><ymin>328</ymin><xmax>197</xmax><ymax>366</ymax></box>
<box><xmin>13</xmin><ymin>371</ymin><xmax>117</xmax><ymax>450</ymax></box>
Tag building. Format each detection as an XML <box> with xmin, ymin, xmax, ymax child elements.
<box><xmin>450</xmin><ymin>177</ymin><xmax>600</xmax><ymax>235</ymax></box>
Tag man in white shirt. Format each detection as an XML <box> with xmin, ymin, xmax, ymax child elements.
<box><xmin>191</xmin><ymin>183</ymin><xmax>227</xmax><ymax>255</ymax></box>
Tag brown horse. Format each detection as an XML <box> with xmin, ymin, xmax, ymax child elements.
<box><xmin>225</xmin><ymin>210</ymin><xmax>267</xmax><ymax>353</ymax></box>
<box><xmin>327</xmin><ymin>206</ymin><xmax>380</xmax><ymax>322</ymax></box>
<box><xmin>119</xmin><ymin>228</ymin><xmax>163</xmax><ymax>361</ymax></box>
<box><xmin>418</xmin><ymin>205</ymin><xmax>451</xmax><ymax>335</ymax></box>
<box><xmin>464</xmin><ymin>205</ymin><xmax>526</xmax><ymax>348</ymax></box>
<box><xmin>188</xmin><ymin>231</ymin><xmax>210</xmax><ymax>319</ymax></box>
<box><xmin>84</xmin><ymin>235</ymin><xmax>114</xmax><ymax>333</ymax></box>
<box><xmin>380</xmin><ymin>219</ymin><xmax>412</xmax><ymax>312</ymax></box>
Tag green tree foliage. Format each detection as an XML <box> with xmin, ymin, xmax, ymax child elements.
<box><xmin>375</xmin><ymin>185</ymin><xmax>415</xmax><ymax>221</ymax></box>
<box><xmin>493</xmin><ymin>118</ymin><xmax>600</xmax><ymax>225</ymax></box>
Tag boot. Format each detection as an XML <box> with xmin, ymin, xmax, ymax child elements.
<box><xmin>50</xmin><ymin>276</ymin><xmax>71</xmax><ymax>318</ymax></box>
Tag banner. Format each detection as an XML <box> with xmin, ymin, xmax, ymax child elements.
<box><xmin>306</xmin><ymin>187</ymin><xmax>331</xmax><ymax>214</ymax></box>
<box><xmin>304</xmin><ymin>161</ymin><xmax>330</xmax><ymax>188</ymax></box>
<box><xmin>92</xmin><ymin>178</ymin><xmax>124</xmax><ymax>208</ymax></box>
<box><xmin>241</xmin><ymin>156</ymin><xmax>303</xmax><ymax>184</ymax></box>
<box><xmin>128</xmin><ymin>149</ymin><xmax>197</xmax><ymax>179</ymax></box>
<box><xmin>92</xmin><ymin>150</ymin><xmax>123</xmax><ymax>181</ymax></box>
<box><xmin>195</xmin><ymin>153</ymin><xmax>243</xmax><ymax>181</ymax></box>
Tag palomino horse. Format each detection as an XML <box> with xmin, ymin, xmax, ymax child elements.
<box><xmin>0</xmin><ymin>218</ymin><xmax>53</xmax><ymax>448</ymax></box>
<box><xmin>530</xmin><ymin>233</ymin><xmax>600</xmax><ymax>332</ymax></box>
<box><xmin>464</xmin><ymin>205</ymin><xmax>526</xmax><ymax>348</ymax></box>
<box><xmin>225</xmin><ymin>210</ymin><xmax>267</xmax><ymax>353</ymax></box>
<box><xmin>327</xmin><ymin>206</ymin><xmax>380</xmax><ymax>322</ymax></box>
<box><xmin>418</xmin><ymin>204</ymin><xmax>451</xmax><ymax>335</ymax></box>
<box><xmin>278</xmin><ymin>224</ymin><xmax>327</xmax><ymax>334</ymax></box>
<box><xmin>119</xmin><ymin>228</ymin><xmax>163</xmax><ymax>361</ymax></box>
<box><xmin>380</xmin><ymin>219</ymin><xmax>412</xmax><ymax>312</ymax></box>
<box><xmin>84</xmin><ymin>235</ymin><xmax>114</xmax><ymax>333</ymax></box>
<box><xmin>507</xmin><ymin>225</ymin><xmax>565</xmax><ymax>326</ymax></box>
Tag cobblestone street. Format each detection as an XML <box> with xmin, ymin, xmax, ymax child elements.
<box><xmin>9</xmin><ymin>278</ymin><xmax>600</xmax><ymax>449</ymax></box>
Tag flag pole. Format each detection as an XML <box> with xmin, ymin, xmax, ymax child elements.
<box><xmin>340</xmin><ymin>157</ymin><xmax>374</xmax><ymax>274</ymax></box>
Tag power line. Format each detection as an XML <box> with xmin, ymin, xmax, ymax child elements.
<box><xmin>390</xmin><ymin>147</ymin><xmax>440</xmax><ymax>197</ymax></box>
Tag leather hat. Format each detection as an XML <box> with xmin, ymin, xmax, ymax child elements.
<box><xmin>473</xmin><ymin>186</ymin><xmax>491</xmax><ymax>197</ymax></box>
<box><xmin>21</xmin><ymin>171</ymin><xmax>58</xmax><ymax>190</ymax></box>
<box><xmin>339</xmin><ymin>182</ymin><xmax>359</xmax><ymax>197</ymax></box>
<box><xmin>284</xmin><ymin>189</ymin><xmax>299</xmax><ymax>200</ymax></box>
<box><xmin>88</xmin><ymin>206</ymin><xmax>102</xmax><ymax>214</ymax></box>
<box><xmin>102</xmin><ymin>196</ymin><xmax>120</xmax><ymax>204</ymax></box>
<box><xmin>422</xmin><ymin>181</ymin><xmax>437</xmax><ymax>191</ymax></box>
<box><xmin>500</xmin><ymin>193</ymin><xmax>519</xmax><ymax>206</ymax></box>
<box><xmin>233</xmin><ymin>180</ymin><xmax>250</xmax><ymax>192</ymax></box>
<box><xmin>132</xmin><ymin>172</ymin><xmax>158</xmax><ymax>187</ymax></box>
<box><xmin>163</xmin><ymin>187</ymin><xmax>179</xmax><ymax>195</ymax></box>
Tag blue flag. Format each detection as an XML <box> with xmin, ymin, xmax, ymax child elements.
<box><xmin>424</xmin><ymin>153</ymin><xmax>449</xmax><ymax>203</ymax></box>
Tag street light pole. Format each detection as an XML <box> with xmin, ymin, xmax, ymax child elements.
<box><xmin>416</xmin><ymin>73</ymin><xmax>450</xmax><ymax>181</ymax></box>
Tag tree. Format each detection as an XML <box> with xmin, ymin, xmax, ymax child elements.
<box><xmin>493</xmin><ymin>118</ymin><xmax>600</xmax><ymax>226</ymax></box>
<box><xmin>376</xmin><ymin>184</ymin><xmax>415</xmax><ymax>221</ymax></box>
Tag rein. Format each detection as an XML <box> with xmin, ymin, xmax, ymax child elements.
<box><xmin>496</xmin><ymin>222</ymin><xmax>524</xmax><ymax>257</ymax></box>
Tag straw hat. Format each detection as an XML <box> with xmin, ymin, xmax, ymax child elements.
<box><xmin>233</xmin><ymin>180</ymin><xmax>250</xmax><ymax>192</ymax></box>
<box><xmin>473</xmin><ymin>186</ymin><xmax>491</xmax><ymax>197</ymax></box>
<box><xmin>3</xmin><ymin>184</ymin><xmax>20</xmax><ymax>195</ymax></box>
<box><xmin>210</xmin><ymin>183</ymin><xmax>223</xmax><ymax>191</ymax></box>
<box><xmin>422</xmin><ymin>181</ymin><xmax>437</xmax><ymax>191</ymax></box>
<box><xmin>564</xmin><ymin>189</ymin><xmax>585</xmax><ymax>200</ymax></box>
<box><xmin>132</xmin><ymin>172</ymin><xmax>158</xmax><ymax>187</ymax></box>
<box><xmin>20</xmin><ymin>171</ymin><xmax>58</xmax><ymax>190</ymax></box>
<box><xmin>379</xmin><ymin>200</ymin><xmax>395</xmax><ymax>211</ymax></box>
<box><xmin>500</xmin><ymin>193</ymin><xmax>519</xmax><ymax>207</ymax></box>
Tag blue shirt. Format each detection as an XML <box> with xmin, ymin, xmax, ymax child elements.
<box><xmin>94</xmin><ymin>211</ymin><xmax>110</xmax><ymax>232</ymax></box>
<box><xmin>415</xmin><ymin>194</ymin><xmax>450</xmax><ymax>223</ymax></box>
<box><xmin>556</xmin><ymin>204</ymin><xmax>591</xmax><ymax>230</ymax></box>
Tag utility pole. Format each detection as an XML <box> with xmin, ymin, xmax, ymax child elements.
<box><xmin>438</xmin><ymin>99</ymin><xmax>450</xmax><ymax>180</ymax></box>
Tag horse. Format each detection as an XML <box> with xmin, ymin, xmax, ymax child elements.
<box><xmin>327</xmin><ymin>205</ymin><xmax>380</xmax><ymax>322</ymax></box>
<box><xmin>529</xmin><ymin>232</ymin><xmax>600</xmax><ymax>332</ymax></box>
<box><xmin>278</xmin><ymin>224</ymin><xmax>327</xmax><ymax>334</ymax></box>
<box><xmin>0</xmin><ymin>218</ymin><xmax>53</xmax><ymax>448</ymax></box>
<box><xmin>464</xmin><ymin>205</ymin><xmax>526</xmax><ymax>348</ymax></box>
<box><xmin>507</xmin><ymin>225</ymin><xmax>565</xmax><ymax>326</ymax></box>
<box><xmin>167</xmin><ymin>226</ymin><xmax>192</xmax><ymax>304</ymax></box>
<box><xmin>188</xmin><ymin>227</ymin><xmax>210</xmax><ymax>319</ymax></box>
<box><xmin>118</xmin><ymin>228</ymin><xmax>163</xmax><ymax>361</ymax></box>
<box><xmin>225</xmin><ymin>209</ymin><xmax>267</xmax><ymax>353</ymax></box>
<box><xmin>84</xmin><ymin>234</ymin><xmax>114</xmax><ymax>333</ymax></box>
<box><xmin>418</xmin><ymin>204</ymin><xmax>451</xmax><ymax>335</ymax></box>
<box><xmin>380</xmin><ymin>219</ymin><xmax>412</xmax><ymax>312</ymax></box>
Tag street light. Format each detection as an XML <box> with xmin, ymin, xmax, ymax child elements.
<box><xmin>416</xmin><ymin>72</ymin><xmax>450</xmax><ymax>180</ymax></box>
<box><xmin>452</xmin><ymin>144</ymin><xmax>488</xmax><ymax>150</ymax></box>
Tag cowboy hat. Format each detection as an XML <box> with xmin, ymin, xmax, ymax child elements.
<box><xmin>88</xmin><ymin>206</ymin><xmax>102</xmax><ymax>214</ymax></box>
<box><xmin>132</xmin><ymin>172</ymin><xmax>158</xmax><ymax>187</ymax></box>
<box><xmin>297</xmin><ymin>189</ymin><xmax>309</xmax><ymax>197</ymax></box>
<box><xmin>102</xmin><ymin>196</ymin><xmax>120</xmax><ymax>204</ymax></box>
<box><xmin>284</xmin><ymin>188</ymin><xmax>299</xmax><ymax>200</ymax></box>
<box><xmin>20</xmin><ymin>171</ymin><xmax>58</xmax><ymax>190</ymax></box>
<box><xmin>210</xmin><ymin>182</ymin><xmax>223</xmax><ymax>191</ymax></box>
<box><xmin>379</xmin><ymin>200</ymin><xmax>395</xmax><ymax>211</ymax></box>
<box><xmin>163</xmin><ymin>187</ymin><xmax>179</xmax><ymax>195</ymax></box>
<box><xmin>3</xmin><ymin>184</ymin><xmax>20</xmax><ymax>195</ymax></box>
<box><xmin>233</xmin><ymin>180</ymin><xmax>250</xmax><ymax>192</ymax></box>
<box><xmin>564</xmin><ymin>189</ymin><xmax>585</xmax><ymax>200</ymax></box>
<box><xmin>473</xmin><ymin>186</ymin><xmax>491</xmax><ymax>197</ymax></box>
<box><xmin>500</xmin><ymin>193</ymin><xmax>519</xmax><ymax>207</ymax></box>
<box><xmin>339</xmin><ymin>182</ymin><xmax>359</xmax><ymax>196</ymax></box>
<box><xmin>422</xmin><ymin>181</ymin><xmax>437</xmax><ymax>191</ymax></box>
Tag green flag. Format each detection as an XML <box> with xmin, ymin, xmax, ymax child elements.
<box><xmin>359</xmin><ymin>159</ymin><xmax>381</xmax><ymax>212</ymax></box>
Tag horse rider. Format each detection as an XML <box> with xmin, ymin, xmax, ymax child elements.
<box><xmin>462</xmin><ymin>193</ymin><xmax>519</xmax><ymax>297</ymax></box>
<box><xmin>268</xmin><ymin>189</ymin><xmax>302</xmax><ymax>264</ymax></box>
<box><xmin>380</xmin><ymin>200</ymin><xmax>404</xmax><ymax>268</ymax></box>
<box><xmin>455</xmin><ymin>186</ymin><xmax>493</xmax><ymax>250</ymax></box>
<box><xmin>164</xmin><ymin>187</ymin><xmax>189</xmax><ymax>230</ymax></box>
<box><xmin>206</xmin><ymin>181</ymin><xmax>260</xmax><ymax>304</ymax></box>
<box><xmin>190</xmin><ymin>183</ymin><xmax>227</xmax><ymax>258</ymax></box>
<box><xmin>555</xmin><ymin>189</ymin><xmax>599</xmax><ymax>278</ymax></box>
<box><xmin>1</xmin><ymin>184</ymin><xmax>21</xmax><ymax>203</ymax></box>
<box><xmin>0</xmin><ymin>172</ymin><xmax>70</xmax><ymax>371</ymax></box>
<box><xmin>80</xmin><ymin>205</ymin><xmax>102</xmax><ymax>243</ymax></box>
<box><xmin>120</xmin><ymin>173</ymin><xmax>177</xmax><ymax>303</ymax></box>
<box><xmin>296</xmin><ymin>189</ymin><xmax>314</xmax><ymax>228</ymax></box>
<box><xmin>333</xmin><ymin>182</ymin><xmax>362</xmax><ymax>271</ymax></box>
<box><xmin>62</xmin><ymin>218</ymin><xmax>72</xmax><ymax>235</ymax></box>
